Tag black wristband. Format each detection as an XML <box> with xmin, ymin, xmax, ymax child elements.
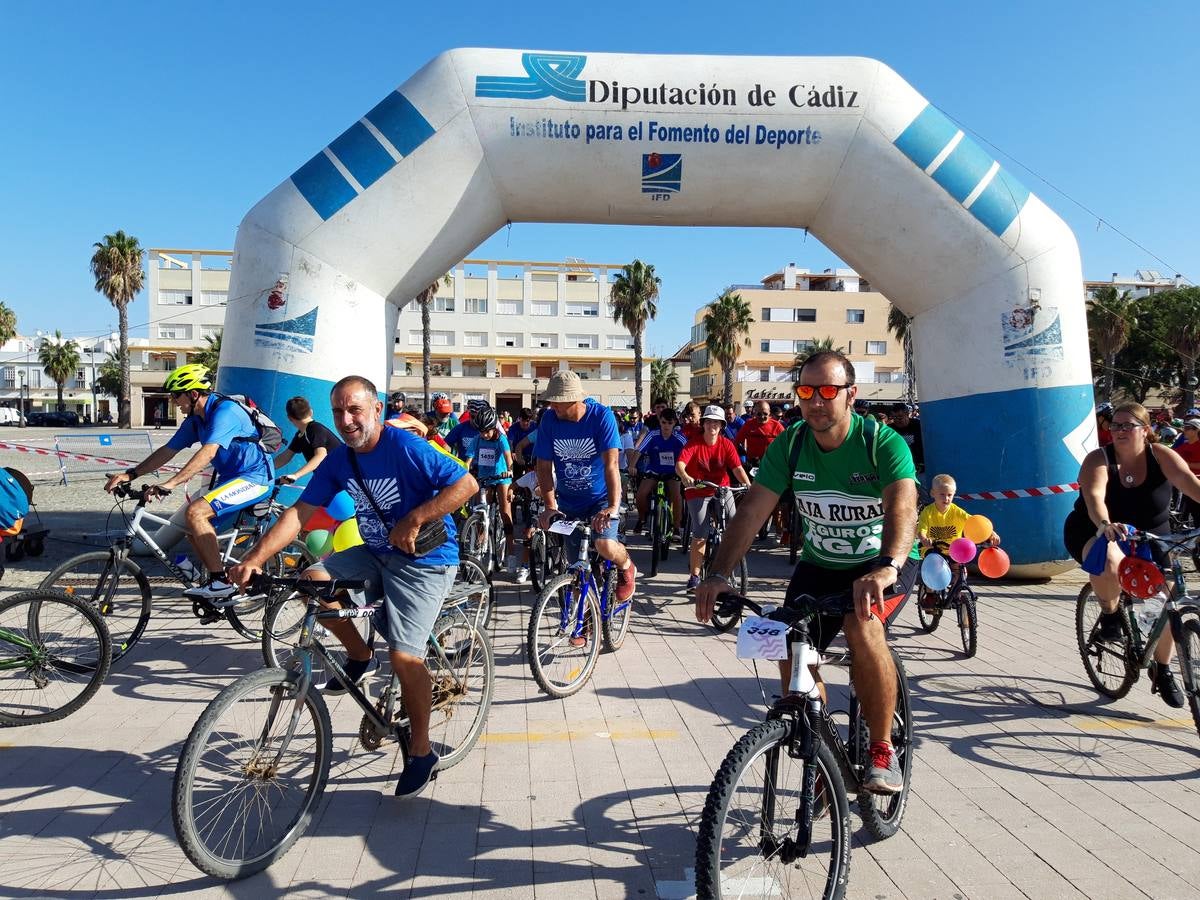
<box><xmin>125</xmin><ymin>467</ymin><xmax>138</xmax><ymax>478</ymax></box>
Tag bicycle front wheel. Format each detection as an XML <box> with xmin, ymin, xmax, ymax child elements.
<box><xmin>956</xmin><ymin>587</ymin><xmax>978</xmax><ymax>658</ymax></box>
<box><xmin>1075</xmin><ymin>584</ymin><xmax>1138</xmax><ymax>699</ymax></box>
<box><xmin>425</xmin><ymin>612</ymin><xmax>494</xmax><ymax>767</ymax></box>
<box><xmin>39</xmin><ymin>551</ymin><xmax>152</xmax><ymax>663</ymax></box>
<box><xmin>915</xmin><ymin>585</ymin><xmax>942</xmax><ymax>633</ymax></box>
<box><xmin>648</xmin><ymin>495</ymin><xmax>663</xmax><ymax>577</ymax></box>
<box><xmin>706</xmin><ymin>544</ymin><xmax>745</xmax><ymax>634</ymax></box>
<box><xmin>0</xmin><ymin>590</ymin><xmax>112</xmax><ymax>726</ymax></box>
<box><xmin>456</xmin><ymin>554</ymin><xmax>494</xmax><ymax>630</ymax></box>
<box><xmin>460</xmin><ymin>513</ymin><xmax>490</xmax><ymax>572</ymax></box>
<box><xmin>172</xmin><ymin>667</ymin><xmax>332</xmax><ymax>881</ymax></box>
<box><xmin>1175</xmin><ymin>616</ymin><xmax>1200</xmax><ymax>740</ymax></box>
<box><xmin>696</xmin><ymin>719</ymin><xmax>851</xmax><ymax>900</ymax></box>
<box><xmin>225</xmin><ymin>538</ymin><xmax>311</xmax><ymax>642</ymax></box>
<box><xmin>527</xmin><ymin>573</ymin><xmax>602</xmax><ymax>698</ymax></box>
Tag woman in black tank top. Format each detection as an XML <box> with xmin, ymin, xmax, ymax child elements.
<box><xmin>1064</xmin><ymin>403</ymin><xmax>1200</xmax><ymax>708</ymax></box>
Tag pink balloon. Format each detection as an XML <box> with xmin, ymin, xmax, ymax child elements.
<box><xmin>949</xmin><ymin>537</ymin><xmax>977</xmax><ymax>564</ymax></box>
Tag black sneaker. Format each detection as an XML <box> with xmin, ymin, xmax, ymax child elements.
<box><xmin>394</xmin><ymin>751</ymin><xmax>439</xmax><ymax>798</ymax></box>
<box><xmin>1096</xmin><ymin>611</ymin><xmax>1125</xmax><ymax>644</ymax></box>
<box><xmin>1150</xmin><ymin>662</ymin><xmax>1186</xmax><ymax>709</ymax></box>
<box><xmin>323</xmin><ymin>657</ymin><xmax>379</xmax><ymax>695</ymax></box>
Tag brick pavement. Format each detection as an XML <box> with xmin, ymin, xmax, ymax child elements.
<box><xmin>3</xmin><ymin>541</ymin><xmax>1200</xmax><ymax>899</ymax></box>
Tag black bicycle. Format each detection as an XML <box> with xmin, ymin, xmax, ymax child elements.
<box><xmin>695</xmin><ymin>591</ymin><xmax>913</xmax><ymax>900</ymax></box>
<box><xmin>688</xmin><ymin>482</ymin><xmax>749</xmax><ymax>633</ymax></box>
<box><xmin>460</xmin><ymin>475</ymin><xmax>510</xmax><ymax>578</ymax></box>
<box><xmin>645</xmin><ymin>473</ymin><xmax>677</xmax><ymax>577</ymax></box>
<box><xmin>914</xmin><ymin>542</ymin><xmax>981</xmax><ymax>657</ymax></box>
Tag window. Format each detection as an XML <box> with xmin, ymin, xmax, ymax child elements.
<box><xmin>465</xmin><ymin>297</ymin><xmax>488</xmax><ymax>314</ymax></box>
<box><xmin>496</xmin><ymin>300</ymin><xmax>521</xmax><ymax>315</ymax></box>
<box><xmin>464</xmin><ymin>332</ymin><xmax>487</xmax><ymax>347</ymax></box>
<box><xmin>566</xmin><ymin>333</ymin><xmax>597</xmax><ymax>349</ymax></box>
<box><xmin>434</xmin><ymin>296</ymin><xmax>455</xmax><ymax>312</ymax></box>
<box><xmin>532</xmin><ymin>333</ymin><xmax>557</xmax><ymax>349</ymax></box>
<box><xmin>797</xmin><ymin>308</ymin><xmax>816</xmax><ymax>323</ymax></box>
<box><xmin>530</xmin><ymin>301</ymin><xmax>556</xmax><ymax>316</ymax></box>
<box><xmin>606</xmin><ymin>335</ymin><xmax>634</xmax><ymax>350</ymax></box>
<box><xmin>867</xmin><ymin>340</ymin><xmax>887</xmax><ymax>355</ymax></box>
<box><xmin>200</xmin><ymin>291</ymin><xmax>228</xmax><ymax>306</ymax></box>
<box><xmin>199</xmin><ymin>325</ymin><xmax>222</xmax><ymax>340</ymax></box>
<box><xmin>497</xmin><ymin>333</ymin><xmax>522</xmax><ymax>348</ymax></box>
<box><xmin>846</xmin><ymin>309</ymin><xmax>865</xmax><ymax>324</ymax></box>
<box><xmin>159</xmin><ymin>290</ymin><xmax>192</xmax><ymax>305</ymax></box>
<box><xmin>794</xmin><ymin>339</ymin><xmax>815</xmax><ymax>353</ymax></box>
<box><xmin>762</xmin><ymin>339</ymin><xmax>793</xmax><ymax>353</ymax></box>
<box><xmin>566</xmin><ymin>301</ymin><xmax>599</xmax><ymax>317</ymax></box>
<box><xmin>499</xmin><ymin>363</ymin><xmax>519</xmax><ymax>377</ymax></box>
<box><xmin>534</xmin><ymin>364</ymin><xmax>555</xmax><ymax>378</ymax></box>
<box><xmin>158</xmin><ymin>324</ymin><xmax>193</xmax><ymax>340</ymax></box>
<box><xmin>408</xmin><ymin>330</ymin><xmax>421</xmax><ymax>346</ymax></box>
<box><xmin>408</xmin><ymin>330</ymin><xmax>452</xmax><ymax>346</ymax></box>
<box><xmin>763</xmin><ymin>307</ymin><xmax>792</xmax><ymax>322</ymax></box>
<box><xmin>463</xmin><ymin>360</ymin><xmax>486</xmax><ymax>377</ymax></box>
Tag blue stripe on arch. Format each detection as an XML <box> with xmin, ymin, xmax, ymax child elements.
<box><xmin>970</xmin><ymin>168</ymin><xmax>1031</xmax><ymax>237</ymax></box>
<box><xmin>290</xmin><ymin>152</ymin><xmax>357</xmax><ymax>221</ymax></box>
<box><xmin>893</xmin><ymin>104</ymin><xmax>958</xmax><ymax>170</ymax></box>
<box><xmin>365</xmin><ymin>91</ymin><xmax>435</xmax><ymax>157</ymax></box>
<box><xmin>930</xmin><ymin>135</ymin><xmax>993</xmax><ymax>203</ymax></box>
<box><xmin>329</xmin><ymin>122</ymin><xmax>394</xmax><ymax>190</ymax></box>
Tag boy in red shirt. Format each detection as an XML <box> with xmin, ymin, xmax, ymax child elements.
<box><xmin>676</xmin><ymin>406</ymin><xmax>751</xmax><ymax>588</ymax></box>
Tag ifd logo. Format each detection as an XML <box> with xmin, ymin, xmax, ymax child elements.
<box><xmin>642</xmin><ymin>152</ymin><xmax>682</xmax><ymax>200</ymax></box>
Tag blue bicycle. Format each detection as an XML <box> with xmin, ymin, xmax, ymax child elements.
<box><xmin>526</xmin><ymin>516</ymin><xmax>631</xmax><ymax>698</ymax></box>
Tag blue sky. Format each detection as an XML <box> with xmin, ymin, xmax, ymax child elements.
<box><xmin>1</xmin><ymin>0</ymin><xmax>1196</xmax><ymax>358</ymax></box>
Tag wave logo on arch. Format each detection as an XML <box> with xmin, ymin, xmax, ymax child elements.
<box><xmin>255</xmin><ymin>307</ymin><xmax>317</xmax><ymax>354</ymax></box>
<box><xmin>475</xmin><ymin>53</ymin><xmax>587</xmax><ymax>102</ymax></box>
<box><xmin>642</xmin><ymin>152</ymin><xmax>682</xmax><ymax>195</ymax></box>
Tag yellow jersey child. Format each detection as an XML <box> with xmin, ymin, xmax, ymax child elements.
<box><xmin>917</xmin><ymin>474</ymin><xmax>1001</xmax><ymax>554</ymax></box>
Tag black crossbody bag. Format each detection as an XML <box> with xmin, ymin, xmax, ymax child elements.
<box><xmin>346</xmin><ymin>449</ymin><xmax>448</xmax><ymax>556</ymax></box>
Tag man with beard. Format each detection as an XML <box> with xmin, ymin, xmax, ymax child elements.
<box><xmin>231</xmin><ymin>375</ymin><xmax>477</xmax><ymax>799</ymax></box>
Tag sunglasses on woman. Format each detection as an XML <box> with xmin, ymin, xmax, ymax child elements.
<box><xmin>795</xmin><ymin>384</ymin><xmax>853</xmax><ymax>401</ymax></box>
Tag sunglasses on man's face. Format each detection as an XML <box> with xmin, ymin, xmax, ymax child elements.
<box><xmin>1110</xmin><ymin>421</ymin><xmax>1146</xmax><ymax>433</ymax></box>
<box><xmin>795</xmin><ymin>384</ymin><xmax>853</xmax><ymax>401</ymax></box>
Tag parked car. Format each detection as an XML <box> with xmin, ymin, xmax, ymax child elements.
<box><xmin>0</xmin><ymin>407</ymin><xmax>19</xmax><ymax>425</ymax></box>
<box><xmin>25</xmin><ymin>411</ymin><xmax>81</xmax><ymax>427</ymax></box>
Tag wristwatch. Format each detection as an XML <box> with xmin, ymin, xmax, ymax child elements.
<box><xmin>873</xmin><ymin>556</ymin><xmax>903</xmax><ymax>577</ymax></box>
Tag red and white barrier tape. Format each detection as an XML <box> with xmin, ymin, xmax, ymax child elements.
<box><xmin>957</xmin><ymin>483</ymin><xmax>1079</xmax><ymax>501</ymax></box>
<box><xmin>0</xmin><ymin>440</ymin><xmax>183</xmax><ymax>471</ymax></box>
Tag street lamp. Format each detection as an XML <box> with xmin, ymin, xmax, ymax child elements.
<box><xmin>532</xmin><ymin>377</ymin><xmax>540</xmax><ymax>407</ymax></box>
<box><xmin>16</xmin><ymin>369</ymin><xmax>25</xmax><ymax>427</ymax></box>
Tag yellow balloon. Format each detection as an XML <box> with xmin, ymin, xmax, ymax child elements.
<box><xmin>331</xmin><ymin>517</ymin><xmax>364</xmax><ymax>552</ymax></box>
<box><xmin>962</xmin><ymin>514</ymin><xmax>993</xmax><ymax>544</ymax></box>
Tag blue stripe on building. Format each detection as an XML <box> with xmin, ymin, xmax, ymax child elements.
<box><xmin>290</xmin><ymin>153</ymin><xmax>358</xmax><ymax>222</ymax></box>
<box><xmin>930</xmin><ymin>135</ymin><xmax>993</xmax><ymax>203</ymax></box>
<box><xmin>329</xmin><ymin>122</ymin><xmax>394</xmax><ymax>190</ymax></box>
<box><xmin>365</xmin><ymin>91</ymin><xmax>435</xmax><ymax>157</ymax></box>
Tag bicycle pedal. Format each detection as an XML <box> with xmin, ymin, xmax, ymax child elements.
<box><xmin>198</xmin><ymin>611</ymin><xmax>224</xmax><ymax>625</ymax></box>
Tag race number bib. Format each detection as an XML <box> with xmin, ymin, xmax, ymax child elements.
<box><xmin>549</xmin><ymin>519</ymin><xmax>582</xmax><ymax>536</ymax></box>
<box><xmin>736</xmin><ymin>615</ymin><xmax>788</xmax><ymax>660</ymax></box>
<box><xmin>478</xmin><ymin>448</ymin><xmax>497</xmax><ymax>467</ymax></box>
<box><xmin>658</xmin><ymin>452</ymin><xmax>675</xmax><ymax>468</ymax></box>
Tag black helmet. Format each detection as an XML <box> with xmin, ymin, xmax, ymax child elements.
<box><xmin>474</xmin><ymin>406</ymin><xmax>498</xmax><ymax>432</ymax></box>
<box><xmin>388</xmin><ymin>391</ymin><xmax>406</xmax><ymax>409</ymax></box>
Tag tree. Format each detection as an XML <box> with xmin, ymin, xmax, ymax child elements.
<box><xmin>649</xmin><ymin>357</ymin><xmax>679</xmax><ymax>408</ymax></box>
<box><xmin>415</xmin><ymin>274</ymin><xmax>452</xmax><ymax>411</ymax></box>
<box><xmin>887</xmin><ymin>303</ymin><xmax>917</xmax><ymax>404</ymax></box>
<box><xmin>1086</xmin><ymin>286</ymin><xmax>1136</xmax><ymax>402</ymax></box>
<box><xmin>95</xmin><ymin>351</ymin><xmax>123</xmax><ymax>398</ymax></box>
<box><xmin>193</xmin><ymin>330</ymin><xmax>222</xmax><ymax>377</ymax></box>
<box><xmin>1158</xmin><ymin>287</ymin><xmax>1200</xmax><ymax>412</ymax></box>
<box><xmin>792</xmin><ymin>336</ymin><xmax>845</xmax><ymax>382</ymax></box>
<box><xmin>0</xmin><ymin>301</ymin><xmax>16</xmax><ymax>346</ymax></box>
<box><xmin>38</xmin><ymin>330</ymin><xmax>81</xmax><ymax>412</ymax></box>
<box><xmin>1109</xmin><ymin>293</ymin><xmax>1174</xmax><ymax>403</ymax></box>
<box><xmin>90</xmin><ymin>231</ymin><xmax>144</xmax><ymax>428</ymax></box>
<box><xmin>702</xmin><ymin>291</ymin><xmax>755</xmax><ymax>405</ymax></box>
<box><xmin>610</xmin><ymin>259</ymin><xmax>661</xmax><ymax>412</ymax></box>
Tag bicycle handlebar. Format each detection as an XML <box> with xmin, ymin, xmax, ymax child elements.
<box><xmin>686</xmin><ymin>481</ymin><xmax>749</xmax><ymax>492</ymax></box>
<box><xmin>248</xmin><ymin>574</ymin><xmax>368</xmax><ymax>597</ymax></box>
<box><xmin>716</xmin><ymin>588</ymin><xmax>855</xmax><ymax>623</ymax></box>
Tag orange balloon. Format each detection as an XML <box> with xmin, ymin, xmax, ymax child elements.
<box><xmin>963</xmin><ymin>514</ymin><xmax>993</xmax><ymax>544</ymax></box>
<box><xmin>978</xmin><ymin>547</ymin><xmax>1010</xmax><ymax>578</ymax></box>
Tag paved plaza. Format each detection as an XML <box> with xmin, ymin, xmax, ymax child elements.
<box><xmin>3</xmin><ymin>496</ymin><xmax>1200</xmax><ymax>898</ymax></box>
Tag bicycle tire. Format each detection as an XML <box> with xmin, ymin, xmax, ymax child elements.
<box><xmin>853</xmin><ymin>647</ymin><xmax>913</xmax><ymax>840</ymax></box>
<box><xmin>423</xmin><ymin>612</ymin><xmax>495</xmax><ymax>767</ymax></box>
<box><xmin>172</xmin><ymin>667</ymin><xmax>332</xmax><ymax>881</ymax></box>
<box><xmin>657</xmin><ymin>490</ymin><xmax>672</xmax><ymax>563</ymax></box>
<box><xmin>456</xmin><ymin>554</ymin><xmax>493</xmax><ymax>630</ymax></box>
<box><xmin>460</xmin><ymin>513</ymin><xmax>490</xmax><ymax>573</ymax></box>
<box><xmin>648</xmin><ymin>494</ymin><xmax>662</xmax><ymax>577</ymax></box>
<box><xmin>601</xmin><ymin>564</ymin><xmax>630</xmax><ymax>652</ymax></box>
<box><xmin>956</xmin><ymin>587</ymin><xmax>978</xmax><ymax>658</ymax></box>
<box><xmin>527</xmin><ymin>572</ymin><xmax>602</xmax><ymax>698</ymax></box>
<box><xmin>915</xmin><ymin>584</ymin><xmax>942</xmax><ymax>633</ymax></box>
<box><xmin>706</xmin><ymin>542</ymin><xmax>745</xmax><ymax>634</ymax></box>
<box><xmin>1176</xmin><ymin>617</ymin><xmax>1200</xmax><ymax>741</ymax></box>
<box><xmin>0</xmin><ymin>589</ymin><xmax>112</xmax><ymax>727</ymax></box>
<box><xmin>695</xmin><ymin>719</ymin><xmax>850</xmax><ymax>900</ymax></box>
<box><xmin>261</xmin><ymin>592</ymin><xmax>372</xmax><ymax>686</ymax></box>
<box><xmin>39</xmin><ymin>551</ymin><xmax>153</xmax><ymax>663</ymax></box>
<box><xmin>1075</xmin><ymin>584</ymin><xmax>1138</xmax><ymax>699</ymax></box>
<box><xmin>225</xmin><ymin>538</ymin><xmax>312</xmax><ymax>643</ymax></box>
<box><xmin>529</xmin><ymin>529</ymin><xmax>548</xmax><ymax>593</ymax></box>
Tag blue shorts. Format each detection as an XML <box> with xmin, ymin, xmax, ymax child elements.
<box><xmin>307</xmin><ymin>545</ymin><xmax>455</xmax><ymax>658</ymax></box>
<box><xmin>203</xmin><ymin>477</ymin><xmax>272</xmax><ymax>519</ymax></box>
<box><xmin>561</xmin><ymin>500</ymin><xmax>621</xmax><ymax>559</ymax></box>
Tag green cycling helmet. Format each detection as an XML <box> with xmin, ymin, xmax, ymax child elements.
<box><xmin>163</xmin><ymin>363</ymin><xmax>213</xmax><ymax>393</ymax></box>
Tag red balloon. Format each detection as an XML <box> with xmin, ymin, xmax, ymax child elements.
<box><xmin>978</xmin><ymin>547</ymin><xmax>1010</xmax><ymax>579</ymax></box>
<box><xmin>306</xmin><ymin>508</ymin><xmax>336</xmax><ymax>533</ymax></box>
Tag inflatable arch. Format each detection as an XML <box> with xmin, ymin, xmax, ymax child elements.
<box><xmin>220</xmin><ymin>49</ymin><xmax>1094</xmax><ymax>572</ymax></box>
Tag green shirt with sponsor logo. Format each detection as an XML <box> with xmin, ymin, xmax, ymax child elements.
<box><xmin>755</xmin><ymin>414</ymin><xmax>919</xmax><ymax>569</ymax></box>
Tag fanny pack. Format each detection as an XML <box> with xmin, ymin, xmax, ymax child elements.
<box><xmin>346</xmin><ymin>449</ymin><xmax>448</xmax><ymax>556</ymax></box>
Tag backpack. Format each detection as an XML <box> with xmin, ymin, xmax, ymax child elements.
<box><xmin>782</xmin><ymin>414</ymin><xmax>880</xmax><ymax>504</ymax></box>
<box><xmin>0</xmin><ymin>468</ymin><xmax>31</xmax><ymax>533</ymax></box>
<box><xmin>213</xmin><ymin>393</ymin><xmax>284</xmax><ymax>453</ymax></box>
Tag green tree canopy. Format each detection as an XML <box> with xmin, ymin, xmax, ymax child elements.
<box><xmin>0</xmin><ymin>302</ymin><xmax>17</xmax><ymax>346</ymax></box>
<box><xmin>649</xmin><ymin>357</ymin><xmax>679</xmax><ymax>408</ymax></box>
<box><xmin>702</xmin><ymin>291</ymin><xmax>755</xmax><ymax>405</ymax></box>
<box><xmin>38</xmin><ymin>330</ymin><xmax>81</xmax><ymax>412</ymax></box>
<box><xmin>90</xmin><ymin>230</ymin><xmax>144</xmax><ymax>428</ymax></box>
<box><xmin>610</xmin><ymin>260</ymin><xmax>661</xmax><ymax>412</ymax></box>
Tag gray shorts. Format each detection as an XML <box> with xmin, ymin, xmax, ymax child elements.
<box><xmin>308</xmin><ymin>545</ymin><xmax>455</xmax><ymax>658</ymax></box>
<box><xmin>687</xmin><ymin>492</ymin><xmax>736</xmax><ymax>541</ymax></box>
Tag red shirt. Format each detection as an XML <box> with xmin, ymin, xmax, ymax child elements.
<box><xmin>679</xmin><ymin>436</ymin><xmax>742</xmax><ymax>497</ymax></box>
<box><xmin>1098</xmin><ymin>425</ymin><xmax>1112</xmax><ymax>447</ymax></box>
<box><xmin>1175</xmin><ymin>439</ymin><xmax>1200</xmax><ymax>471</ymax></box>
<box><xmin>735</xmin><ymin>417</ymin><xmax>785</xmax><ymax>461</ymax></box>
<box><xmin>681</xmin><ymin>423</ymin><xmax>702</xmax><ymax>443</ymax></box>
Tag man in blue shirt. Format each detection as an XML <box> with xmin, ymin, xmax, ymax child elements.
<box><xmin>628</xmin><ymin>406</ymin><xmax>685</xmax><ymax>536</ymax></box>
<box><xmin>231</xmin><ymin>374</ymin><xmax>477</xmax><ymax>799</ymax></box>
<box><xmin>533</xmin><ymin>370</ymin><xmax>637</xmax><ymax>601</ymax></box>
<box><xmin>105</xmin><ymin>363</ymin><xmax>275</xmax><ymax>602</ymax></box>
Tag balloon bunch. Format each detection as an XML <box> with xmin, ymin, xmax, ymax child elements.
<box><xmin>920</xmin><ymin>514</ymin><xmax>1010</xmax><ymax>589</ymax></box>
<box><xmin>303</xmin><ymin>490</ymin><xmax>363</xmax><ymax>559</ymax></box>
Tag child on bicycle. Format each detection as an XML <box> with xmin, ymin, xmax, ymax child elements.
<box><xmin>461</xmin><ymin>407</ymin><xmax>516</xmax><ymax>572</ymax></box>
<box><xmin>917</xmin><ymin>474</ymin><xmax>1001</xmax><ymax>605</ymax></box>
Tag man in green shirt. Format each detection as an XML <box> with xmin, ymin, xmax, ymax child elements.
<box><xmin>695</xmin><ymin>350</ymin><xmax>919</xmax><ymax>794</ymax></box>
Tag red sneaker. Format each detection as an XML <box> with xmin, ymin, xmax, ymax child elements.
<box><xmin>616</xmin><ymin>563</ymin><xmax>638</xmax><ymax>602</ymax></box>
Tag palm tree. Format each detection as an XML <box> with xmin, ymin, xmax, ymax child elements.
<box><xmin>1086</xmin><ymin>286</ymin><xmax>1136</xmax><ymax>402</ymax></box>
<box><xmin>1158</xmin><ymin>287</ymin><xmax>1200</xmax><ymax>412</ymax></box>
<box><xmin>649</xmin><ymin>357</ymin><xmax>679</xmax><ymax>407</ymax></box>
<box><xmin>416</xmin><ymin>274</ymin><xmax>452</xmax><ymax>411</ymax></box>
<box><xmin>194</xmin><ymin>331</ymin><xmax>222</xmax><ymax>377</ymax></box>
<box><xmin>0</xmin><ymin>301</ymin><xmax>17</xmax><ymax>346</ymax></box>
<box><xmin>90</xmin><ymin>231</ymin><xmax>144</xmax><ymax>428</ymax></box>
<box><xmin>96</xmin><ymin>351</ymin><xmax>123</xmax><ymax>398</ymax></box>
<box><xmin>610</xmin><ymin>260</ymin><xmax>661</xmax><ymax>412</ymax></box>
<box><xmin>792</xmin><ymin>336</ymin><xmax>845</xmax><ymax>382</ymax></box>
<box><xmin>38</xmin><ymin>331</ymin><xmax>82</xmax><ymax>412</ymax></box>
<box><xmin>887</xmin><ymin>303</ymin><xmax>916</xmax><ymax>405</ymax></box>
<box><xmin>702</xmin><ymin>291</ymin><xmax>755</xmax><ymax>405</ymax></box>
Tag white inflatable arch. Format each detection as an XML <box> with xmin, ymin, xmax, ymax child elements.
<box><xmin>220</xmin><ymin>49</ymin><xmax>1094</xmax><ymax>571</ymax></box>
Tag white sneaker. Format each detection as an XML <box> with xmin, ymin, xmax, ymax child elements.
<box><xmin>515</xmin><ymin>566</ymin><xmax>530</xmax><ymax>584</ymax></box>
<box><xmin>183</xmin><ymin>576</ymin><xmax>238</xmax><ymax>604</ymax></box>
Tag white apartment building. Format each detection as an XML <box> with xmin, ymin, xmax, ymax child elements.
<box><xmin>0</xmin><ymin>332</ymin><xmax>125</xmax><ymax>421</ymax></box>
<box><xmin>1084</xmin><ymin>269</ymin><xmax>1192</xmax><ymax>301</ymax></box>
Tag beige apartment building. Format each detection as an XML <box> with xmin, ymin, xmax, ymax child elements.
<box><xmin>687</xmin><ymin>263</ymin><xmax>908</xmax><ymax>407</ymax></box>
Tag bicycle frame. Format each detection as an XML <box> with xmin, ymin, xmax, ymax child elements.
<box><xmin>558</xmin><ymin>521</ymin><xmax>628</xmax><ymax>638</ymax></box>
<box><xmin>1127</xmin><ymin>551</ymin><xmax>1200</xmax><ymax>670</ymax></box>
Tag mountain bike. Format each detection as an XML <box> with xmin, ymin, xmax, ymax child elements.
<box><xmin>1077</xmin><ymin>526</ymin><xmax>1200</xmax><ymax>737</ymax></box>
<box><xmin>527</xmin><ymin>515</ymin><xmax>632</xmax><ymax>698</ymax></box>
<box><xmin>695</xmin><ymin>590</ymin><xmax>913</xmax><ymax>900</ymax></box>
<box><xmin>524</xmin><ymin>492</ymin><xmax>566</xmax><ymax>593</ymax></box>
<box><xmin>688</xmin><ymin>482</ymin><xmax>749</xmax><ymax>633</ymax></box>
<box><xmin>459</xmin><ymin>476</ymin><xmax>510</xmax><ymax>577</ymax></box>
<box><xmin>645</xmin><ymin>473</ymin><xmax>677</xmax><ymax>577</ymax></box>
<box><xmin>39</xmin><ymin>480</ymin><xmax>308</xmax><ymax>660</ymax></box>
<box><xmin>173</xmin><ymin>573</ymin><xmax>493</xmax><ymax>881</ymax></box>
<box><xmin>914</xmin><ymin>542</ymin><xmax>980</xmax><ymax>657</ymax></box>
<box><xmin>0</xmin><ymin>589</ymin><xmax>112</xmax><ymax>726</ymax></box>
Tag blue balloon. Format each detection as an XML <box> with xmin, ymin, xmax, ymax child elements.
<box><xmin>921</xmin><ymin>552</ymin><xmax>952</xmax><ymax>591</ymax></box>
<box><xmin>326</xmin><ymin>490</ymin><xmax>356</xmax><ymax>522</ymax></box>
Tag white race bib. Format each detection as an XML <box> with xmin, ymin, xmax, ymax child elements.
<box><xmin>478</xmin><ymin>448</ymin><xmax>497</xmax><ymax>467</ymax></box>
<box><xmin>658</xmin><ymin>452</ymin><xmax>675</xmax><ymax>468</ymax></box>
<box><xmin>736</xmin><ymin>615</ymin><xmax>789</xmax><ymax>660</ymax></box>
<box><xmin>549</xmin><ymin>519</ymin><xmax>582</xmax><ymax>536</ymax></box>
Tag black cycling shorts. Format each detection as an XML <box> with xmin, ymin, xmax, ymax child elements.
<box><xmin>784</xmin><ymin>557</ymin><xmax>918</xmax><ymax>651</ymax></box>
